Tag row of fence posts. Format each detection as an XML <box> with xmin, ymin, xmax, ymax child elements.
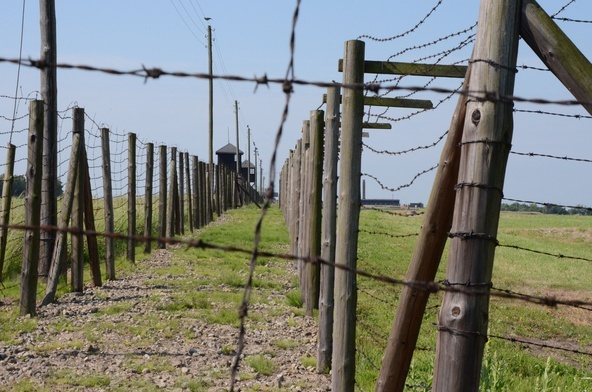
<box><xmin>0</xmin><ymin>101</ymin><xmax>263</xmax><ymax>316</ymax></box>
<box><xmin>278</xmin><ymin>40</ymin><xmax>365</xmax><ymax>389</ymax></box>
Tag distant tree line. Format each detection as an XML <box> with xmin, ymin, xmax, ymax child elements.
<box><xmin>501</xmin><ymin>202</ymin><xmax>592</xmax><ymax>216</ymax></box>
<box><xmin>0</xmin><ymin>174</ymin><xmax>63</xmax><ymax>198</ymax></box>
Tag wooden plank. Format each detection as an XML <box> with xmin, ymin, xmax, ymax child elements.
<box><xmin>338</xmin><ymin>59</ymin><xmax>467</xmax><ymax>78</ymax></box>
<box><xmin>362</xmin><ymin>122</ymin><xmax>391</xmax><ymax>129</ymax></box>
<box><xmin>432</xmin><ymin>1</ymin><xmax>520</xmax><ymax>390</ymax></box>
<box><xmin>323</xmin><ymin>94</ymin><xmax>433</xmax><ymax>109</ymax></box>
<box><xmin>521</xmin><ymin>0</ymin><xmax>592</xmax><ymax>115</ymax></box>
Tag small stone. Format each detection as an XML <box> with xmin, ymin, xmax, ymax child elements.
<box><xmin>142</xmin><ymin>368</ymin><xmax>150</xmax><ymax>374</ymax></box>
<box><xmin>276</xmin><ymin>374</ymin><xmax>285</xmax><ymax>389</ymax></box>
<box><xmin>181</xmin><ymin>367</ymin><xmax>189</xmax><ymax>375</ymax></box>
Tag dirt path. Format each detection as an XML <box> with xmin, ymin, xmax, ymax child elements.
<box><xmin>0</xmin><ymin>249</ymin><xmax>332</xmax><ymax>391</ymax></box>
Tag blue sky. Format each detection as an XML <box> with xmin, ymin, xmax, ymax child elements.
<box><xmin>1</xmin><ymin>1</ymin><xmax>591</xmax><ymax>207</ymax></box>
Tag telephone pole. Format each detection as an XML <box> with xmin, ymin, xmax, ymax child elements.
<box><xmin>207</xmin><ymin>23</ymin><xmax>214</xmax><ymax>221</ymax></box>
<box><xmin>39</xmin><ymin>0</ymin><xmax>58</xmax><ymax>277</ymax></box>
<box><xmin>234</xmin><ymin>100</ymin><xmax>240</xmax><ymax>177</ymax></box>
<box><xmin>254</xmin><ymin>146</ymin><xmax>258</xmax><ymax>194</ymax></box>
<box><xmin>247</xmin><ymin>126</ymin><xmax>251</xmax><ymax>185</ymax></box>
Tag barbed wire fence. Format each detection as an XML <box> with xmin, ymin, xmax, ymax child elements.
<box><xmin>1</xmin><ymin>0</ymin><xmax>591</xmax><ymax>390</ymax></box>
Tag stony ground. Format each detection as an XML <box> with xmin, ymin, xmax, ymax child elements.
<box><xmin>0</xmin><ymin>248</ymin><xmax>332</xmax><ymax>391</ymax></box>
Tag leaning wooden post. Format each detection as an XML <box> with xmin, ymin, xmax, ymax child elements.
<box><xmin>432</xmin><ymin>1</ymin><xmax>520</xmax><ymax>391</ymax></box>
<box><xmin>178</xmin><ymin>151</ymin><xmax>185</xmax><ymax>234</ymax></box>
<box><xmin>19</xmin><ymin>100</ymin><xmax>44</xmax><ymax>316</ymax></box>
<box><xmin>144</xmin><ymin>143</ymin><xmax>154</xmax><ymax>253</ymax></box>
<box><xmin>317</xmin><ymin>86</ymin><xmax>340</xmax><ymax>373</ymax></box>
<box><xmin>305</xmin><ymin>110</ymin><xmax>324</xmax><ymax>316</ymax></box>
<box><xmin>81</xmin><ymin>146</ymin><xmax>102</xmax><ymax>287</ymax></box>
<box><xmin>42</xmin><ymin>126</ymin><xmax>82</xmax><ymax>305</ymax></box>
<box><xmin>332</xmin><ymin>40</ymin><xmax>364</xmax><ymax>392</ymax></box>
<box><xmin>376</xmin><ymin>63</ymin><xmax>472</xmax><ymax>392</ymax></box>
<box><xmin>167</xmin><ymin>147</ymin><xmax>177</xmax><ymax>238</ymax></box>
<box><xmin>0</xmin><ymin>143</ymin><xmax>16</xmax><ymax>282</ymax></box>
<box><xmin>101</xmin><ymin>128</ymin><xmax>115</xmax><ymax>280</ymax></box>
<box><xmin>185</xmin><ymin>152</ymin><xmax>193</xmax><ymax>232</ymax></box>
<box><xmin>158</xmin><ymin>145</ymin><xmax>167</xmax><ymax>249</ymax></box>
<box><xmin>127</xmin><ymin>133</ymin><xmax>136</xmax><ymax>263</ymax></box>
<box><xmin>70</xmin><ymin>108</ymin><xmax>85</xmax><ymax>293</ymax></box>
<box><xmin>521</xmin><ymin>0</ymin><xmax>592</xmax><ymax>116</ymax></box>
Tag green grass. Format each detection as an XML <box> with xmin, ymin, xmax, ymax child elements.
<box><xmin>246</xmin><ymin>355</ymin><xmax>276</xmax><ymax>376</ymax></box>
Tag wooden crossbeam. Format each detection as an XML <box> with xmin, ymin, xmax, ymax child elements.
<box><xmin>338</xmin><ymin>59</ymin><xmax>467</xmax><ymax>79</ymax></box>
<box><xmin>362</xmin><ymin>122</ymin><xmax>391</xmax><ymax>129</ymax></box>
<box><xmin>323</xmin><ymin>94</ymin><xmax>433</xmax><ymax>109</ymax></box>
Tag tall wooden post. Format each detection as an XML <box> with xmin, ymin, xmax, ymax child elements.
<box><xmin>332</xmin><ymin>40</ymin><xmax>364</xmax><ymax>392</ymax></box>
<box><xmin>178</xmin><ymin>151</ymin><xmax>185</xmax><ymax>234</ymax></box>
<box><xmin>144</xmin><ymin>143</ymin><xmax>154</xmax><ymax>252</ymax></box>
<box><xmin>207</xmin><ymin>24</ymin><xmax>215</xmax><ymax>224</ymax></box>
<box><xmin>167</xmin><ymin>147</ymin><xmax>177</xmax><ymax>238</ymax></box>
<box><xmin>158</xmin><ymin>146</ymin><xmax>167</xmax><ymax>248</ymax></box>
<box><xmin>432</xmin><ymin>1</ymin><xmax>520</xmax><ymax>391</ymax></box>
<box><xmin>70</xmin><ymin>108</ymin><xmax>84</xmax><ymax>293</ymax></box>
<box><xmin>297</xmin><ymin>122</ymin><xmax>310</xmax><ymax>296</ymax></box>
<box><xmin>0</xmin><ymin>143</ymin><xmax>16</xmax><ymax>282</ymax></box>
<box><xmin>39</xmin><ymin>0</ymin><xmax>58</xmax><ymax>278</ymax></box>
<box><xmin>42</xmin><ymin>125</ymin><xmax>82</xmax><ymax>305</ymax></box>
<box><xmin>305</xmin><ymin>110</ymin><xmax>324</xmax><ymax>316</ymax></box>
<box><xmin>81</xmin><ymin>146</ymin><xmax>101</xmax><ymax>287</ymax></box>
<box><xmin>101</xmin><ymin>128</ymin><xmax>115</xmax><ymax>280</ymax></box>
<box><xmin>192</xmin><ymin>156</ymin><xmax>200</xmax><ymax>229</ymax></box>
<box><xmin>185</xmin><ymin>152</ymin><xmax>193</xmax><ymax>232</ymax></box>
<box><xmin>19</xmin><ymin>100</ymin><xmax>44</xmax><ymax>316</ymax></box>
<box><xmin>127</xmin><ymin>133</ymin><xmax>136</xmax><ymax>263</ymax></box>
<box><xmin>376</xmin><ymin>64</ymin><xmax>472</xmax><ymax>392</ymax></box>
<box><xmin>317</xmin><ymin>86</ymin><xmax>340</xmax><ymax>373</ymax></box>
<box><xmin>290</xmin><ymin>139</ymin><xmax>301</xmax><ymax>257</ymax></box>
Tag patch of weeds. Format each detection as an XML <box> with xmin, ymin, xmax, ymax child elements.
<box><xmin>48</xmin><ymin>369</ymin><xmax>110</xmax><ymax>389</ymax></box>
<box><xmin>220</xmin><ymin>345</ymin><xmax>236</xmax><ymax>355</ymax></box>
<box><xmin>301</xmin><ymin>355</ymin><xmax>316</xmax><ymax>369</ymax></box>
<box><xmin>0</xmin><ymin>310</ymin><xmax>38</xmax><ymax>344</ymax></box>
<box><xmin>246</xmin><ymin>355</ymin><xmax>276</xmax><ymax>376</ymax></box>
<box><xmin>203</xmin><ymin>308</ymin><xmax>239</xmax><ymax>326</ymax></box>
<box><xmin>4</xmin><ymin>378</ymin><xmax>47</xmax><ymax>392</ymax></box>
<box><xmin>122</xmin><ymin>357</ymin><xmax>175</xmax><ymax>374</ymax></box>
<box><xmin>174</xmin><ymin>377</ymin><xmax>211</xmax><ymax>391</ymax></box>
<box><xmin>272</xmin><ymin>339</ymin><xmax>299</xmax><ymax>350</ymax></box>
<box><xmin>96</xmin><ymin>302</ymin><xmax>134</xmax><ymax>316</ymax></box>
<box><xmin>31</xmin><ymin>339</ymin><xmax>84</xmax><ymax>353</ymax></box>
<box><xmin>286</xmin><ymin>290</ymin><xmax>302</xmax><ymax>308</ymax></box>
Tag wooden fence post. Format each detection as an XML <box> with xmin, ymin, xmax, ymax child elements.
<box><xmin>305</xmin><ymin>110</ymin><xmax>324</xmax><ymax>316</ymax></box>
<box><xmin>332</xmin><ymin>40</ymin><xmax>364</xmax><ymax>392</ymax></box>
<box><xmin>178</xmin><ymin>151</ymin><xmax>185</xmax><ymax>234</ymax></box>
<box><xmin>317</xmin><ymin>86</ymin><xmax>340</xmax><ymax>373</ymax></box>
<box><xmin>185</xmin><ymin>152</ymin><xmax>193</xmax><ymax>232</ymax></box>
<box><xmin>0</xmin><ymin>143</ymin><xmax>16</xmax><ymax>282</ymax></box>
<box><xmin>298</xmin><ymin>121</ymin><xmax>310</xmax><ymax>298</ymax></box>
<box><xmin>290</xmin><ymin>140</ymin><xmax>301</xmax><ymax>257</ymax></box>
<box><xmin>19</xmin><ymin>100</ymin><xmax>44</xmax><ymax>316</ymax></box>
<box><xmin>127</xmin><ymin>133</ymin><xmax>136</xmax><ymax>263</ymax></box>
<box><xmin>101</xmin><ymin>128</ymin><xmax>115</xmax><ymax>280</ymax></box>
<box><xmin>192</xmin><ymin>156</ymin><xmax>200</xmax><ymax>229</ymax></box>
<box><xmin>376</xmin><ymin>63</ymin><xmax>472</xmax><ymax>392</ymax></box>
<box><xmin>42</xmin><ymin>125</ymin><xmax>82</xmax><ymax>305</ymax></box>
<box><xmin>144</xmin><ymin>143</ymin><xmax>154</xmax><ymax>253</ymax></box>
<box><xmin>81</xmin><ymin>146</ymin><xmax>102</xmax><ymax>287</ymax></box>
<box><xmin>432</xmin><ymin>1</ymin><xmax>520</xmax><ymax>390</ymax></box>
<box><xmin>167</xmin><ymin>147</ymin><xmax>177</xmax><ymax>238</ymax></box>
<box><xmin>70</xmin><ymin>108</ymin><xmax>85</xmax><ymax>293</ymax></box>
<box><xmin>158</xmin><ymin>145</ymin><xmax>167</xmax><ymax>248</ymax></box>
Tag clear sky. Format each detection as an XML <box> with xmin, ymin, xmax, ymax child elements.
<box><xmin>1</xmin><ymin>0</ymin><xmax>591</xmax><ymax>207</ymax></box>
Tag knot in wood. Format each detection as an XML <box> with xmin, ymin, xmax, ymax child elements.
<box><xmin>471</xmin><ymin>109</ymin><xmax>481</xmax><ymax>125</ymax></box>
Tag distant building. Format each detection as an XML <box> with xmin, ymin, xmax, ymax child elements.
<box><xmin>241</xmin><ymin>160</ymin><xmax>256</xmax><ymax>184</ymax></box>
<box><xmin>216</xmin><ymin>143</ymin><xmax>243</xmax><ymax>172</ymax></box>
<box><xmin>361</xmin><ymin>199</ymin><xmax>400</xmax><ymax>207</ymax></box>
<box><xmin>409</xmin><ymin>202</ymin><xmax>424</xmax><ymax>209</ymax></box>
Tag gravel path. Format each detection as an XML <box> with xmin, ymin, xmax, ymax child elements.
<box><xmin>0</xmin><ymin>248</ymin><xmax>332</xmax><ymax>391</ymax></box>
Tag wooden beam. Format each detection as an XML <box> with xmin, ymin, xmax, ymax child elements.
<box><xmin>521</xmin><ymin>0</ymin><xmax>592</xmax><ymax>115</ymax></box>
<box><xmin>338</xmin><ymin>59</ymin><xmax>467</xmax><ymax>78</ymax></box>
<box><xmin>323</xmin><ymin>94</ymin><xmax>433</xmax><ymax>109</ymax></box>
<box><xmin>362</xmin><ymin>122</ymin><xmax>391</xmax><ymax>129</ymax></box>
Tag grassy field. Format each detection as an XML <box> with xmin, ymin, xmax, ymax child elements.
<box><xmin>1</xmin><ymin>203</ymin><xmax>591</xmax><ymax>391</ymax></box>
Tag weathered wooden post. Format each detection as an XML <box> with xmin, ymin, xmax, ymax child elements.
<box><xmin>144</xmin><ymin>143</ymin><xmax>154</xmax><ymax>253</ymax></box>
<box><xmin>81</xmin><ymin>146</ymin><xmax>101</xmax><ymax>287</ymax></box>
<box><xmin>178</xmin><ymin>151</ymin><xmax>185</xmax><ymax>234</ymax></box>
<box><xmin>376</xmin><ymin>63</ymin><xmax>472</xmax><ymax>392</ymax></box>
<box><xmin>432</xmin><ymin>1</ymin><xmax>520</xmax><ymax>390</ymax></box>
<box><xmin>192</xmin><ymin>156</ymin><xmax>200</xmax><ymax>229</ymax></box>
<box><xmin>42</xmin><ymin>124</ymin><xmax>82</xmax><ymax>305</ymax></box>
<box><xmin>0</xmin><ymin>143</ymin><xmax>16</xmax><ymax>282</ymax></box>
<box><xmin>185</xmin><ymin>152</ymin><xmax>193</xmax><ymax>232</ymax></box>
<box><xmin>70</xmin><ymin>108</ymin><xmax>85</xmax><ymax>293</ymax></box>
<box><xmin>304</xmin><ymin>110</ymin><xmax>324</xmax><ymax>316</ymax></box>
<box><xmin>127</xmin><ymin>132</ymin><xmax>136</xmax><ymax>263</ymax></box>
<box><xmin>167</xmin><ymin>147</ymin><xmax>177</xmax><ymax>238</ymax></box>
<box><xmin>317</xmin><ymin>86</ymin><xmax>340</xmax><ymax>373</ymax></box>
<box><xmin>298</xmin><ymin>121</ymin><xmax>310</xmax><ymax>297</ymax></box>
<box><xmin>290</xmin><ymin>139</ymin><xmax>302</xmax><ymax>257</ymax></box>
<box><xmin>101</xmin><ymin>128</ymin><xmax>115</xmax><ymax>280</ymax></box>
<box><xmin>332</xmin><ymin>40</ymin><xmax>364</xmax><ymax>392</ymax></box>
<box><xmin>158</xmin><ymin>145</ymin><xmax>167</xmax><ymax>248</ymax></box>
<box><xmin>19</xmin><ymin>100</ymin><xmax>44</xmax><ymax>316</ymax></box>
